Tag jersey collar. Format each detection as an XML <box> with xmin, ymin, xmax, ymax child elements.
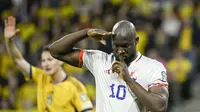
<box><xmin>52</xmin><ymin>74</ymin><xmax>68</xmax><ymax>85</ymax></box>
<box><xmin>130</xmin><ymin>51</ymin><xmax>142</xmax><ymax>64</ymax></box>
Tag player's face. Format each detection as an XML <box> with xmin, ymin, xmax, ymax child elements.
<box><xmin>112</xmin><ymin>36</ymin><xmax>138</xmax><ymax>63</ymax></box>
<box><xmin>41</xmin><ymin>51</ymin><xmax>63</xmax><ymax>75</ymax></box>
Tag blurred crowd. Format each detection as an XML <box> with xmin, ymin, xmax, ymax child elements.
<box><xmin>0</xmin><ymin>0</ymin><xmax>200</xmax><ymax>111</ymax></box>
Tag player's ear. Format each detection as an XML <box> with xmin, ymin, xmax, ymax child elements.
<box><xmin>136</xmin><ymin>37</ymin><xmax>139</xmax><ymax>45</ymax></box>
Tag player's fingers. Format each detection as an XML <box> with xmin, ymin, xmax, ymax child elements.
<box><xmin>102</xmin><ymin>32</ymin><xmax>107</xmax><ymax>36</ymax></box>
<box><xmin>9</xmin><ymin>16</ymin><xmax>14</xmax><ymax>26</ymax></box>
<box><xmin>106</xmin><ymin>32</ymin><xmax>115</xmax><ymax>36</ymax></box>
<box><xmin>111</xmin><ymin>63</ymin><xmax>116</xmax><ymax>71</ymax></box>
<box><xmin>112</xmin><ymin>62</ymin><xmax>121</xmax><ymax>71</ymax></box>
<box><xmin>119</xmin><ymin>55</ymin><xmax>125</xmax><ymax>63</ymax></box>
<box><xmin>117</xmin><ymin>49</ymin><xmax>125</xmax><ymax>63</ymax></box>
<box><xmin>112</xmin><ymin>67</ymin><xmax>120</xmax><ymax>74</ymax></box>
<box><xmin>119</xmin><ymin>73</ymin><xmax>124</xmax><ymax>80</ymax></box>
<box><xmin>112</xmin><ymin>63</ymin><xmax>124</xmax><ymax>77</ymax></box>
<box><xmin>102</xmin><ymin>32</ymin><xmax>112</xmax><ymax>36</ymax></box>
<box><xmin>8</xmin><ymin>16</ymin><xmax>12</xmax><ymax>26</ymax></box>
<box><xmin>10</xmin><ymin>16</ymin><xmax>14</xmax><ymax>26</ymax></box>
<box><xmin>100</xmin><ymin>39</ymin><xmax>106</xmax><ymax>45</ymax></box>
<box><xmin>112</xmin><ymin>62</ymin><xmax>119</xmax><ymax>67</ymax></box>
<box><xmin>111</xmin><ymin>63</ymin><xmax>121</xmax><ymax>73</ymax></box>
<box><xmin>87</xmin><ymin>29</ymin><xmax>96</xmax><ymax>37</ymax></box>
<box><xmin>97</xmin><ymin>29</ymin><xmax>108</xmax><ymax>34</ymax></box>
<box><xmin>113</xmin><ymin>61</ymin><xmax>122</xmax><ymax>65</ymax></box>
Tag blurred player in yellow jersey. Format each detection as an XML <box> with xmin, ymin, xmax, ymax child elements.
<box><xmin>4</xmin><ymin>16</ymin><xmax>93</xmax><ymax>112</ymax></box>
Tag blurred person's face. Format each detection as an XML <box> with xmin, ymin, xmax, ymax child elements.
<box><xmin>41</xmin><ymin>51</ymin><xmax>63</xmax><ymax>75</ymax></box>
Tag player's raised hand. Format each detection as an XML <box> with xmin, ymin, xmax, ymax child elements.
<box><xmin>4</xmin><ymin>16</ymin><xmax>20</xmax><ymax>40</ymax></box>
<box><xmin>87</xmin><ymin>29</ymin><xmax>115</xmax><ymax>45</ymax></box>
<box><xmin>111</xmin><ymin>61</ymin><xmax>129</xmax><ymax>80</ymax></box>
<box><xmin>111</xmin><ymin>49</ymin><xmax>130</xmax><ymax>80</ymax></box>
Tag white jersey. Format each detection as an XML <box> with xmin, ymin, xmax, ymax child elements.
<box><xmin>81</xmin><ymin>50</ymin><xmax>168</xmax><ymax>112</ymax></box>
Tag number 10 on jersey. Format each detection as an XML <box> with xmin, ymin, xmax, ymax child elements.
<box><xmin>109</xmin><ymin>84</ymin><xmax>126</xmax><ymax>100</ymax></box>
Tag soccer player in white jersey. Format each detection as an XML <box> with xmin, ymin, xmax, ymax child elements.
<box><xmin>49</xmin><ymin>20</ymin><xmax>169</xmax><ymax>112</ymax></box>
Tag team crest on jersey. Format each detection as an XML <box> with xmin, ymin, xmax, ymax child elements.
<box><xmin>46</xmin><ymin>95</ymin><xmax>53</xmax><ymax>105</ymax></box>
<box><xmin>130</xmin><ymin>72</ymin><xmax>137</xmax><ymax>81</ymax></box>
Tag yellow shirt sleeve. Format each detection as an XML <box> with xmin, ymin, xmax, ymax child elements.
<box><xmin>26</xmin><ymin>66</ymin><xmax>45</xmax><ymax>84</ymax></box>
<box><xmin>70</xmin><ymin>77</ymin><xmax>93</xmax><ymax>111</ymax></box>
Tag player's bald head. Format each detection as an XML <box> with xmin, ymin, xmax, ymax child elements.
<box><xmin>112</xmin><ymin>20</ymin><xmax>136</xmax><ymax>41</ymax></box>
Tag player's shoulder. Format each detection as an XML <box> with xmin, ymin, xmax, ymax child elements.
<box><xmin>140</xmin><ymin>55</ymin><xmax>166</xmax><ymax>70</ymax></box>
<box><xmin>32</xmin><ymin>66</ymin><xmax>45</xmax><ymax>73</ymax></box>
<box><xmin>31</xmin><ymin>66</ymin><xmax>47</xmax><ymax>77</ymax></box>
<box><xmin>84</xmin><ymin>49</ymin><xmax>107</xmax><ymax>55</ymax></box>
<box><xmin>67</xmin><ymin>76</ymin><xmax>86</xmax><ymax>93</ymax></box>
<box><xmin>83</xmin><ymin>49</ymin><xmax>112</xmax><ymax>60</ymax></box>
<box><xmin>84</xmin><ymin>49</ymin><xmax>109</xmax><ymax>56</ymax></box>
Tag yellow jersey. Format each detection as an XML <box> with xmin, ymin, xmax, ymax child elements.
<box><xmin>168</xmin><ymin>58</ymin><xmax>191</xmax><ymax>83</ymax></box>
<box><xmin>27</xmin><ymin>66</ymin><xmax>93</xmax><ymax>112</ymax></box>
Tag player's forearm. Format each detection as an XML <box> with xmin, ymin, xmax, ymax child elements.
<box><xmin>49</xmin><ymin>28</ymin><xmax>89</xmax><ymax>55</ymax></box>
<box><xmin>5</xmin><ymin>38</ymin><xmax>30</xmax><ymax>76</ymax></box>
<box><xmin>124</xmin><ymin>77</ymin><xmax>167</xmax><ymax>112</ymax></box>
<box><xmin>5</xmin><ymin>38</ymin><xmax>24</xmax><ymax>63</ymax></box>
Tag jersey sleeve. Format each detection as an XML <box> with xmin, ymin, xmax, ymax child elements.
<box><xmin>25</xmin><ymin>66</ymin><xmax>44</xmax><ymax>84</ymax></box>
<box><xmin>148</xmin><ymin>62</ymin><xmax>168</xmax><ymax>89</ymax></box>
<box><xmin>71</xmin><ymin>78</ymin><xmax>93</xmax><ymax>111</ymax></box>
<box><xmin>81</xmin><ymin>49</ymin><xmax>106</xmax><ymax>73</ymax></box>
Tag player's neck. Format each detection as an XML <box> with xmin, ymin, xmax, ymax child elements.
<box><xmin>51</xmin><ymin>69</ymin><xmax>67</xmax><ymax>84</ymax></box>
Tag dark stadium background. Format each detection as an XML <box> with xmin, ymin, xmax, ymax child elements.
<box><xmin>0</xmin><ymin>0</ymin><xmax>200</xmax><ymax>111</ymax></box>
